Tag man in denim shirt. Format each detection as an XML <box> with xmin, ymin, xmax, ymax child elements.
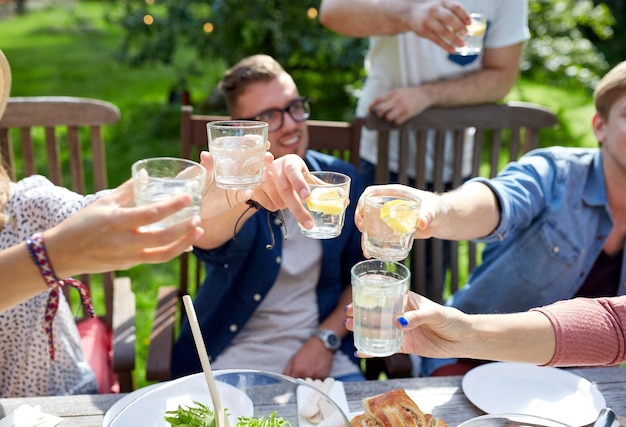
<box><xmin>171</xmin><ymin>55</ymin><xmax>366</xmax><ymax>381</ymax></box>
<box><xmin>353</xmin><ymin>60</ymin><xmax>626</xmax><ymax>376</ymax></box>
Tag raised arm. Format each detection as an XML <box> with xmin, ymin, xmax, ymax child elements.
<box><xmin>346</xmin><ymin>292</ymin><xmax>626</xmax><ymax>367</ymax></box>
<box><xmin>1</xmin><ymin>180</ymin><xmax>203</xmax><ymax>312</ymax></box>
<box><xmin>354</xmin><ymin>182</ymin><xmax>500</xmax><ymax>242</ymax></box>
<box><xmin>319</xmin><ymin>0</ymin><xmax>470</xmax><ymax>52</ymax></box>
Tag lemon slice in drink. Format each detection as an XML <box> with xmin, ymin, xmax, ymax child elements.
<box><xmin>467</xmin><ymin>19</ymin><xmax>486</xmax><ymax>36</ymax></box>
<box><xmin>354</xmin><ymin>287</ymin><xmax>385</xmax><ymax>308</ymax></box>
<box><xmin>307</xmin><ymin>187</ymin><xmax>344</xmax><ymax>215</ymax></box>
<box><xmin>380</xmin><ymin>199</ymin><xmax>420</xmax><ymax>235</ymax></box>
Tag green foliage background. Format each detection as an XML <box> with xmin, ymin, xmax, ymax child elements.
<box><xmin>109</xmin><ymin>0</ymin><xmax>623</xmax><ymax>118</ymax></box>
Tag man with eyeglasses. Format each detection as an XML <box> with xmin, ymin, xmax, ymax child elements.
<box><xmin>171</xmin><ymin>54</ymin><xmax>366</xmax><ymax>382</ymax></box>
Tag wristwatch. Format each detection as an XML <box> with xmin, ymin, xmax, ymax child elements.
<box><xmin>313</xmin><ymin>328</ymin><xmax>341</xmax><ymax>351</ymax></box>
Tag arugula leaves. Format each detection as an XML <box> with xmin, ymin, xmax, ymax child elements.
<box><xmin>164</xmin><ymin>401</ymin><xmax>292</xmax><ymax>427</ymax></box>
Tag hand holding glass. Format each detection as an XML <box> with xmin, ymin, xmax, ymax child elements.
<box><xmin>299</xmin><ymin>171</ymin><xmax>351</xmax><ymax>239</ymax></box>
<box><xmin>455</xmin><ymin>13</ymin><xmax>487</xmax><ymax>56</ymax></box>
<box><xmin>363</xmin><ymin>188</ymin><xmax>421</xmax><ymax>261</ymax></box>
<box><xmin>207</xmin><ymin>120</ymin><xmax>268</xmax><ymax>190</ymax></box>
<box><xmin>351</xmin><ymin>259</ymin><xmax>409</xmax><ymax>357</ymax></box>
<box><xmin>132</xmin><ymin>157</ymin><xmax>206</xmax><ymax>231</ymax></box>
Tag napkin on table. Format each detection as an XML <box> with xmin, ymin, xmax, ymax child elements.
<box><xmin>0</xmin><ymin>404</ymin><xmax>63</xmax><ymax>427</ymax></box>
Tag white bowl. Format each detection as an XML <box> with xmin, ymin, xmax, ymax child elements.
<box><xmin>103</xmin><ymin>372</ymin><xmax>253</xmax><ymax>426</ymax></box>
<box><xmin>103</xmin><ymin>369</ymin><xmax>351</xmax><ymax>427</ymax></box>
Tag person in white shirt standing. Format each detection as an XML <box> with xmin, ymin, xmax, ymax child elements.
<box><xmin>320</xmin><ymin>0</ymin><xmax>529</xmax><ymax>377</ymax></box>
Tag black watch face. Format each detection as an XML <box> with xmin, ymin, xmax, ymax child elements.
<box><xmin>327</xmin><ymin>333</ymin><xmax>340</xmax><ymax>349</ymax></box>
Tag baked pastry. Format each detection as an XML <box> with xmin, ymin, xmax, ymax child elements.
<box><xmin>350</xmin><ymin>389</ymin><xmax>448</xmax><ymax>427</ymax></box>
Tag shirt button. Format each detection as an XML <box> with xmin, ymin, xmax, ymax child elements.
<box><xmin>223</xmin><ymin>263</ymin><xmax>229</xmax><ymax>269</ymax></box>
<box><xmin>276</xmin><ymin>256</ymin><xmax>282</xmax><ymax>264</ymax></box>
<box><xmin>552</xmin><ymin>246</ymin><xmax>560</xmax><ymax>253</ymax></box>
<box><xmin>229</xmin><ymin>324</ymin><xmax>238</xmax><ymax>333</ymax></box>
<box><xmin>253</xmin><ymin>294</ymin><xmax>262</xmax><ymax>302</ymax></box>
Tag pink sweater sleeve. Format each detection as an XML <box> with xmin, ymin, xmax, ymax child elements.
<box><xmin>531</xmin><ymin>296</ymin><xmax>626</xmax><ymax>367</ymax></box>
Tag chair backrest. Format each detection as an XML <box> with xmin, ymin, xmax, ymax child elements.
<box><xmin>0</xmin><ymin>96</ymin><xmax>121</xmax><ymax>318</ymax></box>
<box><xmin>359</xmin><ymin>101</ymin><xmax>558</xmax><ymax>303</ymax></box>
<box><xmin>0</xmin><ymin>96</ymin><xmax>135</xmax><ymax>391</ymax></box>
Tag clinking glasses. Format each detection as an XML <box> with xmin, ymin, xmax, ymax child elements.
<box><xmin>240</xmin><ymin>97</ymin><xmax>311</xmax><ymax>132</ymax></box>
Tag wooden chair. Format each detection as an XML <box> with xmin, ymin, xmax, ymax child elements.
<box><xmin>145</xmin><ymin>105</ymin><xmax>362</xmax><ymax>381</ymax></box>
<box><xmin>357</xmin><ymin>101</ymin><xmax>558</xmax><ymax>303</ymax></box>
<box><xmin>0</xmin><ymin>96</ymin><xmax>136</xmax><ymax>392</ymax></box>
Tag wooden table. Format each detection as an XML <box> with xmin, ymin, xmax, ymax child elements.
<box><xmin>0</xmin><ymin>366</ymin><xmax>624</xmax><ymax>427</ymax></box>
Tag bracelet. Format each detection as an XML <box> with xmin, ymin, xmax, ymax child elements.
<box><xmin>232</xmin><ymin>200</ymin><xmax>289</xmax><ymax>250</ymax></box>
<box><xmin>26</xmin><ymin>232</ymin><xmax>95</xmax><ymax>360</ymax></box>
<box><xmin>233</xmin><ymin>199</ymin><xmax>262</xmax><ymax>239</ymax></box>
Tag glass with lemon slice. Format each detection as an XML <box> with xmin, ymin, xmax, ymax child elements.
<box><xmin>300</xmin><ymin>171</ymin><xmax>351</xmax><ymax>239</ymax></box>
<box><xmin>363</xmin><ymin>189</ymin><xmax>421</xmax><ymax>261</ymax></box>
<box><xmin>455</xmin><ymin>13</ymin><xmax>487</xmax><ymax>56</ymax></box>
<box><xmin>351</xmin><ymin>259</ymin><xmax>410</xmax><ymax>356</ymax></box>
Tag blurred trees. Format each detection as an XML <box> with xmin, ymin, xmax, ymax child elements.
<box><xmin>107</xmin><ymin>0</ymin><xmax>366</xmax><ymax>119</ymax></box>
<box><xmin>523</xmin><ymin>0</ymin><xmax>614</xmax><ymax>90</ymax></box>
<box><xmin>109</xmin><ymin>0</ymin><xmax>621</xmax><ymax>118</ymax></box>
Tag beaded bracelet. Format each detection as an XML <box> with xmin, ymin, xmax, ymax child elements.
<box><xmin>25</xmin><ymin>232</ymin><xmax>95</xmax><ymax>361</ymax></box>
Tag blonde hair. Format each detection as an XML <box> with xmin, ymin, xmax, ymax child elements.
<box><xmin>218</xmin><ymin>54</ymin><xmax>286</xmax><ymax>116</ymax></box>
<box><xmin>594</xmin><ymin>60</ymin><xmax>626</xmax><ymax>120</ymax></box>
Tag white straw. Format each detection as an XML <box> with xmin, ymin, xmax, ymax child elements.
<box><xmin>182</xmin><ymin>295</ymin><xmax>229</xmax><ymax>427</ymax></box>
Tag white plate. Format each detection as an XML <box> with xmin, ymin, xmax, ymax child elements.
<box><xmin>458</xmin><ymin>413</ymin><xmax>569</xmax><ymax>427</ymax></box>
<box><xmin>102</xmin><ymin>373</ymin><xmax>253</xmax><ymax>426</ymax></box>
<box><xmin>462</xmin><ymin>362</ymin><xmax>606</xmax><ymax>426</ymax></box>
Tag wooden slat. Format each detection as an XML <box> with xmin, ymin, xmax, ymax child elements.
<box><xmin>146</xmin><ymin>286</ymin><xmax>178</xmax><ymax>381</ymax></box>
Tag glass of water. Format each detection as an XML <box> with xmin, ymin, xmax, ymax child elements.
<box><xmin>455</xmin><ymin>13</ymin><xmax>487</xmax><ymax>56</ymax></box>
<box><xmin>207</xmin><ymin>120</ymin><xmax>268</xmax><ymax>190</ymax></box>
<box><xmin>351</xmin><ymin>259</ymin><xmax>410</xmax><ymax>357</ymax></box>
<box><xmin>363</xmin><ymin>187</ymin><xmax>421</xmax><ymax>261</ymax></box>
<box><xmin>132</xmin><ymin>157</ymin><xmax>206</xmax><ymax>231</ymax></box>
<box><xmin>299</xmin><ymin>171</ymin><xmax>351</xmax><ymax>239</ymax></box>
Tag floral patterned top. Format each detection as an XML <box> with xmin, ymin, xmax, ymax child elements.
<box><xmin>0</xmin><ymin>175</ymin><xmax>103</xmax><ymax>397</ymax></box>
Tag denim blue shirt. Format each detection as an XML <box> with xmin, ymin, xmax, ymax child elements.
<box><xmin>448</xmin><ymin>146</ymin><xmax>626</xmax><ymax>314</ymax></box>
<box><xmin>171</xmin><ymin>150</ymin><xmax>365</xmax><ymax>378</ymax></box>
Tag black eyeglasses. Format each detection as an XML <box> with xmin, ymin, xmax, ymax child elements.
<box><xmin>240</xmin><ymin>97</ymin><xmax>311</xmax><ymax>132</ymax></box>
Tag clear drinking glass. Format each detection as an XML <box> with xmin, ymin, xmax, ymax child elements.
<box><xmin>132</xmin><ymin>157</ymin><xmax>206</xmax><ymax>231</ymax></box>
<box><xmin>299</xmin><ymin>171</ymin><xmax>351</xmax><ymax>239</ymax></box>
<box><xmin>455</xmin><ymin>13</ymin><xmax>487</xmax><ymax>56</ymax></box>
<box><xmin>351</xmin><ymin>259</ymin><xmax>410</xmax><ymax>357</ymax></box>
<box><xmin>363</xmin><ymin>187</ymin><xmax>421</xmax><ymax>261</ymax></box>
<box><xmin>207</xmin><ymin>120</ymin><xmax>268</xmax><ymax>190</ymax></box>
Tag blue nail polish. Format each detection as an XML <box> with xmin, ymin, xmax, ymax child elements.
<box><xmin>398</xmin><ymin>316</ymin><xmax>409</xmax><ymax>327</ymax></box>
<box><xmin>343</xmin><ymin>304</ymin><xmax>348</xmax><ymax>313</ymax></box>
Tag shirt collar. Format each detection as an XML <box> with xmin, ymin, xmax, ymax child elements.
<box><xmin>582</xmin><ymin>150</ymin><xmax>608</xmax><ymax>207</ymax></box>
